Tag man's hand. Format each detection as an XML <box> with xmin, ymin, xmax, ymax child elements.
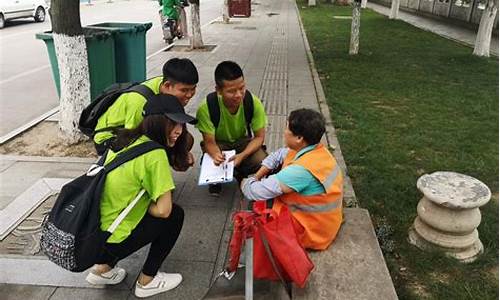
<box><xmin>211</xmin><ymin>151</ymin><xmax>226</xmax><ymax>166</ymax></box>
<box><xmin>228</xmin><ymin>153</ymin><xmax>245</xmax><ymax>167</ymax></box>
<box><xmin>202</xmin><ymin>133</ymin><xmax>225</xmax><ymax>166</ymax></box>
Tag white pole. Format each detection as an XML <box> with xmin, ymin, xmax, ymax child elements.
<box><xmin>245</xmin><ymin>238</ymin><xmax>253</xmax><ymax>300</ymax></box>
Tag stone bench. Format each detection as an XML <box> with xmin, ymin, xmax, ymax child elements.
<box><xmin>291</xmin><ymin>208</ymin><xmax>398</xmax><ymax>300</ymax></box>
<box><xmin>204</xmin><ymin>208</ymin><xmax>398</xmax><ymax>299</ymax></box>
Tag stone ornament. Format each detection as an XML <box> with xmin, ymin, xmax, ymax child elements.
<box><xmin>408</xmin><ymin>171</ymin><xmax>491</xmax><ymax>262</ymax></box>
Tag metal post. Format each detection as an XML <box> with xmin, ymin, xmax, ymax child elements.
<box><xmin>245</xmin><ymin>238</ymin><xmax>253</xmax><ymax>300</ymax></box>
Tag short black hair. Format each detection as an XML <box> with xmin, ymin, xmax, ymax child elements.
<box><xmin>288</xmin><ymin>109</ymin><xmax>325</xmax><ymax>145</ymax></box>
<box><xmin>214</xmin><ymin>61</ymin><xmax>244</xmax><ymax>88</ymax></box>
<box><xmin>162</xmin><ymin>58</ymin><xmax>199</xmax><ymax>84</ymax></box>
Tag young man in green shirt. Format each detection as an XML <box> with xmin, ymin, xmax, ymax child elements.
<box><xmin>196</xmin><ymin>61</ymin><xmax>267</xmax><ymax>196</ymax></box>
<box><xmin>94</xmin><ymin>58</ymin><xmax>198</xmax><ymax>171</ymax></box>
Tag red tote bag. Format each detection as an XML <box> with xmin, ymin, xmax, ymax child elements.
<box><xmin>253</xmin><ymin>206</ymin><xmax>314</xmax><ymax>288</ymax></box>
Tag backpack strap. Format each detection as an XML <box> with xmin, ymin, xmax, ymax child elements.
<box><xmin>125</xmin><ymin>84</ymin><xmax>156</xmax><ymax>103</ymax></box>
<box><xmin>243</xmin><ymin>90</ymin><xmax>254</xmax><ymax>138</ymax></box>
<box><xmin>92</xmin><ymin>84</ymin><xmax>156</xmax><ymax>136</ymax></box>
<box><xmin>104</xmin><ymin>141</ymin><xmax>164</xmax><ymax>174</ymax></box>
<box><xmin>207</xmin><ymin>91</ymin><xmax>254</xmax><ymax>137</ymax></box>
<box><xmin>206</xmin><ymin>92</ymin><xmax>220</xmax><ymax>129</ymax></box>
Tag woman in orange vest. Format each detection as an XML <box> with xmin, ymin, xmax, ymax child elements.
<box><xmin>241</xmin><ymin>108</ymin><xmax>343</xmax><ymax>250</ymax></box>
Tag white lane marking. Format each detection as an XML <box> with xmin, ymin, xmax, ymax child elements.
<box><xmin>0</xmin><ymin>65</ymin><xmax>51</xmax><ymax>86</ymax></box>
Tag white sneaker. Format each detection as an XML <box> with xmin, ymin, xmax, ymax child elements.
<box><xmin>85</xmin><ymin>266</ymin><xmax>127</xmax><ymax>285</ymax></box>
<box><xmin>134</xmin><ymin>272</ymin><xmax>183</xmax><ymax>298</ymax></box>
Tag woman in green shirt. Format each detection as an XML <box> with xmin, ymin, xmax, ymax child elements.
<box><xmin>85</xmin><ymin>94</ymin><xmax>196</xmax><ymax>298</ymax></box>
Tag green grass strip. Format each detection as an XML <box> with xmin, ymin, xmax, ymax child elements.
<box><xmin>297</xmin><ymin>1</ymin><xmax>499</xmax><ymax>299</ymax></box>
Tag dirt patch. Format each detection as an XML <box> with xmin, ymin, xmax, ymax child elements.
<box><xmin>0</xmin><ymin>121</ymin><xmax>97</xmax><ymax>158</ymax></box>
<box><xmin>491</xmin><ymin>192</ymin><xmax>498</xmax><ymax>204</ymax></box>
<box><xmin>489</xmin><ymin>266</ymin><xmax>499</xmax><ymax>282</ymax></box>
<box><xmin>165</xmin><ymin>44</ymin><xmax>217</xmax><ymax>53</ymax></box>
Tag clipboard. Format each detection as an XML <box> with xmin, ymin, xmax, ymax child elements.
<box><xmin>198</xmin><ymin>150</ymin><xmax>236</xmax><ymax>185</ymax></box>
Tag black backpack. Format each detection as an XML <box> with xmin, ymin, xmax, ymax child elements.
<box><xmin>40</xmin><ymin>141</ymin><xmax>163</xmax><ymax>272</ymax></box>
<box><xmin>206</xmin><ymin>90</ymin><xmax>254</xmax><ymax>137</ymax></box>
<box><xmin>78</xmin><ymin>82</ymin><xmax>156</xmax><ymax>137</ymax></box>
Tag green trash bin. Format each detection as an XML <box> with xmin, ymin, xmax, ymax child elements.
<box><xmin>36</xmin><ymin>28</ymin><xmax>116</xmax><ymax>101</ymax></box>
<box><xmin>87</xmin><ymin>22</ymin><xmax>152</xmax><ymax>83</ymax></box>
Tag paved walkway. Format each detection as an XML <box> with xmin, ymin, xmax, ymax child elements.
<box><xmin>1</xmin><ymin>0</ymin><xmax>343</xmax><ymax>299</ymax></box>
<box><xmin>0</xmin><ymin>0</ymin><xmax>491</xmax><ymax>299</ymax></box>
<box><xmin>367</xmin><ymin>2</ymin><xmax>499</xmax><ymax>55</ymax></box>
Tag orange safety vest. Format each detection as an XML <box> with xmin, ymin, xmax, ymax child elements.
<box><xmin>272</xmin><ymin>144</ymin><xmax>343</xmax><ymax>250</ymax></box>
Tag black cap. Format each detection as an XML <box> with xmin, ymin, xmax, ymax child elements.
<box><xmin>143</xmin><ymin>94</ymin><xmax>197</xmax><ymax>125</ymax></box>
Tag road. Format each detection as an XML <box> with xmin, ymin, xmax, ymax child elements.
<box><xmin>0</xmin><ymin>0</ymin><xmax>222</xmax><ymax>141</ymax></box>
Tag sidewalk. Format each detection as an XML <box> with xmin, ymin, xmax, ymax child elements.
<box><xmin>1</xmin><ymin>0</ymin><xmax>337</xmax><ymax>298</ymax></box>
<box><xmin>0</xmin><ymin>0</ymin><xmax>488</xmax><ymax>299</ymax></box>
<box><xmin>367</xmin><ymin>2</ymin><xmax>499</xmax><ymax>55</ymax></box>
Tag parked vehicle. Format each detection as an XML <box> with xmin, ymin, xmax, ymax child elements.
<box><xmin>158</xmin><ymin>0</ymin><xmax>188</xmax><ymax>44</ymax></box>
<box><xmin>0</xmin><ymin>0</ymin><xmax>50</xmax><ymax>29</ymax></box>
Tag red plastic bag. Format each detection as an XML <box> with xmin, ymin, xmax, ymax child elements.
<box><xmin>253</xmin><ymin>206</ymin><xmax>314</xmax><ymax>288</ymax></box>
<box><xmin>227</xmin><ymin>211</ymin><xmax>253</xmax><ymax>273</ymax></box>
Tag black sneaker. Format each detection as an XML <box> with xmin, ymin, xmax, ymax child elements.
<box><xmin>208</xmin><ymin>183</ymin><xmax>222</xmax><ymax>197</ymax></box>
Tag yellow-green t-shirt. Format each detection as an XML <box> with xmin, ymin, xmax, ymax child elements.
<box><xmin>100</xmin><ymin>135</ymin><xmax>174</xmax><ymax>243</ymax></box>
<box><xmin>94</xmin><ymin>77</ymin><xmax>163</xmax><ymax>144</ymax></box>
<box><xmin>195</xmin><ymin>93</ymin><xmax>267</xmax><ymax>143</ymax></box>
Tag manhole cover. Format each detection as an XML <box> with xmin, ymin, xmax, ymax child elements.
<box><xmin>233</xmin><ymin>26</ymin><xmax>257</xmax><ymax>30</ymax></box>
<box><xmin>0</xmin><ymin>194</ymin><xmax>57</xmax><ymax>257</ymax></box>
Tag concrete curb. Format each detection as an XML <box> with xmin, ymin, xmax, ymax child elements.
<box><xmin>0</xmin><ymin>155</ymin><xmax>96</xmax><ymax>163</ymax></box>
<box><xmin>294</xmin><ymin>2</ymin><xmax>359</xmax><ymax>208</ymax></box>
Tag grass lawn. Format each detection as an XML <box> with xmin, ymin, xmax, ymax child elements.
<box><xmin>296</xmin><ymin>1</ymin><xmax>499</xmax><ymax>299</ymax></box>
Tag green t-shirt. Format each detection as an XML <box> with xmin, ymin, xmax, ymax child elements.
<box><xmin>94</xmin><ymin>77</ymin><xmax>163</xmax><ymax>144</ymax></box>
<box><xmin>195</xmin><ymin>93</ymin><xmax>267</xmax><ymax>143</ymax></box>
<box><xmin>100</xmin><ymin>135</ymin><xmax>174</xmax><ymax>243</ymax></box>
<box><xmin>162</xmin><ymin>0</ymin><xmax>181</xmax><ymax>19</ymax></box>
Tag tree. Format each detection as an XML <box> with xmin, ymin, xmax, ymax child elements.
<box><xmin>473</xmin><ymin>0</ymin><xmax>499</xmax><ymax>57</ymax></box>
<box><xmin>189</xmin><ymin>0</ymin><xmax>204</xmax><ymax>49</ymax></box>
<box><xmin>349</xmin><ymin>0</ymin><xmax>361</xmax><ymax>55</ymax></box>
<box><xmin>389</xmin><ymin>0</ymin><xmax>400</xmax><ymax>19</ymax></box>
<box><xmin>50</xmin><ymin>0</ymin><xmax>90</xmax><ymax>143</ymax></box>
<box><xmin>222</xmin><ymin>0</ymin><xmax>230</xmax><ymax>23</ymax></box>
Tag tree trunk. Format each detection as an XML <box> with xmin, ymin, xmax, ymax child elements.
<box><xmin>389</xmin><ymin>0</ymin><xmax>400</xmax><ymax>19</ymax></box>
<box><xmin>309</xmin><ymin>0</ymin><xmax>317</xmax><ymax>6</ymax></box>
<box><xmin>190</xmin><ymin>1</ymin><xmax>204</xmax><ymax>49</ymax></box>
<box><xmin>349</xmin><ymin>2</ymin><xmax>361</xmax><ymax>55</ymax></box>
<box><xmin>222</xmin><ymin>0</ymin><xmax>230</xmax><ymax>23</ymax></box>
<box><xmin>473</xmin><ymin>0</ymin><xmax>498</xmax><ymax>57</ymax></box>
<box><xmin>361</xmin><ymin>0</ymin><xmax>368</xmax><ymax>8</ymax></box>
<box><xmin>50</xmin><ymin>0</ymin><xmax>90</xmax><ymax>144</ymax></box>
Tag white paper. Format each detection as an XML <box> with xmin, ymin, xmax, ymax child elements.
<box><xmin>198</xmin><ymin>150</ymin><xmax>236</xmax><ymax>185</ymax></box>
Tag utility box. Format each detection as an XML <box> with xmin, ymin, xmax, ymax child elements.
<box><xmin>229</xmin><ymin>0</ymin><xmax>251</xmax><ymax>17</ymax></box>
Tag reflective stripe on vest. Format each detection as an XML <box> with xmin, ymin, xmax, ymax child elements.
<box><xmin>289</xmin><ymin>199</ymin><xmax>341</xmax><ymax>213</ymax></box>
<box><xmin>321</xmin><ymin>163</ymin><xmax>341</xmax><ymax>192</ymax></box>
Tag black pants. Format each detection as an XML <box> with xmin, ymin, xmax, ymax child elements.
<box><xmin>97</xmin><ymin>204</ymin><xmax>184</xmax><ymax>277</ymax></box>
